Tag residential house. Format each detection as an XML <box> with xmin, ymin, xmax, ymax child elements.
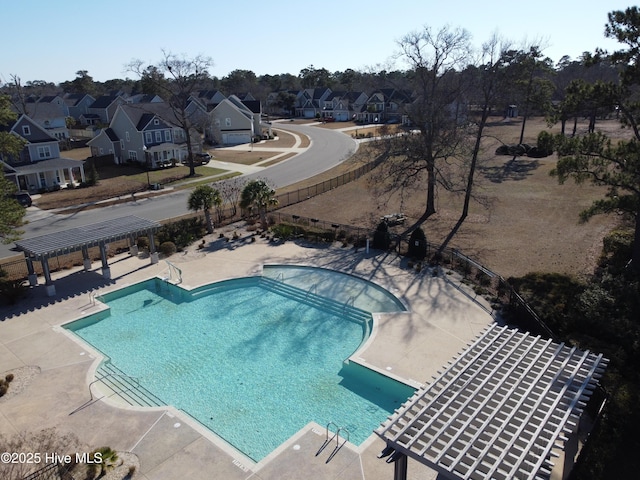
<box><xmin>323</xmin><ymin>91</ymin><xmax>368</xmax><ymax>121</ymax></box>
<box><xmin>88</xmin><ymin>102</ymin><xmax>203</xmax><ymax>168</ymax></box>
<box><xmin>207</xmin><ymin>96</ymin><xmax>255</xmax><ymax>145</ymax></box>
<box><xmin>195</xmin><ymin>90</ymin><xmax>226</xmax><ymax>111</ymax></box>
<box><xmin>63</xmin><ymin>93</ymin><xmax>96</xmax><ymax>122</ymax></box>
<box><xmin>22</xmin><ymin>100</ymin><xmax>70</xmax><ymax>140</ymax></box>
<box><xmin>1</xmin><ymin>114</ymin><xmax>86</xmax><ymax>192</ymax></box>
<box><xmin>127</xmin><ymin>93</ymin><xmax>164</xmax><ymax>104</ymax></box>
<box><xmin>295</xmin><ymin>88</ymin><xmax>332</xmax><ymax>118</ymax></box>
<box><xmin>87</xmin><ymin>95</ymin><xmax>126</xmax><ymax>125</ymax></box>
<box><xmin>357</xmin><ymin>88</ymin><xmax>412</xmax><ymax>124</ymax></box>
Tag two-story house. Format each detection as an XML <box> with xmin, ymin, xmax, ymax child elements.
<box><xmin>63</xmin><ymin>93</ymin><xmax>96</xmax><ymax>123</ymax></box>
<box><xmin>295</xmin><ymin>88</ymin><xmax>332</xmax><ymax>118</ymax></box>
<box><xmin>1</xmin><ymin>114</ymin><xmax>86</xmax><ymax>192</ymax></box>
<box><xmin>357</xmin><ymin>88</ymin><xmax>412</xmax><ymax>124</ymax></box>
<box><xmin>206</xmin><ymin>95</ymin><xmax>262</xmax><ymax>145</ymax></box>
<box><xmin>22</xmin><ymin>100</ymin><xmax>70</xmax><ymax>141</ymax></box>
<box><xmin>86</xmin><ymin>95</ymin><xmax>126</xmax><ymax>125</ymax></box>
<box><xmin>323</xmin><ymin>91</ymin><xmax>369</xmax><ymax>122</ymax></box>
<box><xmin>88</xmin><ymin>102</ymin><xmax>202</xmax><ymax>168</ymax></box>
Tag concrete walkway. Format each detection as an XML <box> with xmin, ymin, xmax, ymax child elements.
<box><xmin>0</xmin><ymin>232</ymin><xmax>495</xmax><ymax>480</ymax></box>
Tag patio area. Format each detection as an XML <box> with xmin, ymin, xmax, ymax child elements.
<box><xmin>1</xmin><ymin>230</ymin><xmax>497</xmax><ymax>480</ymax></box>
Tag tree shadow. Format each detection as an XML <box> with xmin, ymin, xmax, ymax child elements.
<box><xmin>0</xmin><ymin>264</ymin><xmax>154</xmax><ymax>320</ymax></box>
<box><xmin>480</xmin><ymin>157</ymin><xmax>541</xmax><ymax>183</ymax></box>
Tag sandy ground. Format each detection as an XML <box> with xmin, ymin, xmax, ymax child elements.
<box><xmin>280</xmin><ymin>117</ymin><xmax>622</xmax><ymax>280</ymax></box>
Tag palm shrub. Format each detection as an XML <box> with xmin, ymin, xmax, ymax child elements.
<box><xmin>187</xmin><ymin>185</ymin><xmax>222</xmax><ymax>234</ymax></box>
<box><xmin>240</xmin><ymin>180</ymin><xmax>278</xmax><ymax>230</ymax></box>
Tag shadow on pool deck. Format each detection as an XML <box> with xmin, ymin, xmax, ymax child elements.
<box><xmin>0</xmin><ymin>237</ymin><xmax>495</xmax><ymax>480</ymax></box>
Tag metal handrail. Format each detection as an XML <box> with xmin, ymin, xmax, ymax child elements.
<box><xmin>165</xmin><ymin>260</ymin><xmax>182</xmax><ymax>284</ymax></box>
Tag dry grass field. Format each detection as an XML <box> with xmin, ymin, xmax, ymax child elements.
<box><xmin>280</xmin><ymin>117</ymin><xmax>625</xmax><ymax>280</ymax></box>
<box><xmin>43</xmin><ymin>117</ymin><xmax>625</xmax><ymax>280</ymax></box>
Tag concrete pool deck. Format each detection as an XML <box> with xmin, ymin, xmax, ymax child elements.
<box><xmin>0</xmin><ymin>233</ymin><xmax>496</xmax><ymax>480</ymax></box>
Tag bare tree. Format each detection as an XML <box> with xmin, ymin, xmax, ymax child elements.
<box><xmin>436</xmin><ymin>34</ymin><xmax>517</xmax><ymax>255</ymax></box>
<box><xmin>373</xmin><ymin>25</ymin><xmax>473</xmax><ymax>233</ymax></box>
<box><xmin>128</xmin><ymin>51</ymin><xmax>212</xmax><ymax>176</ymax></box>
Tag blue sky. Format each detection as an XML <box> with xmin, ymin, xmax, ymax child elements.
<box><xmin>0</xmin><ymin>0</ymin><xmax>632</xmax><ymax>85</ymax></box>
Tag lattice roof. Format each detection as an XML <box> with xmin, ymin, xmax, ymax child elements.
<box><xmin>15</xmin><ymin>215</ymin><xmax>161</xmax><ymax>259</ymax></box>
<box><xmin>376</xmin><ymin>324</ymin><xmax>608</xmax><ymax>480</ymax></box>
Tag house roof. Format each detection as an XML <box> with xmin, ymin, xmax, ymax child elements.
<box><xmin>7</xmin><ymin>157</ymin><xmax>85</xmax><ymax>176</ymax></box>
<box><xmin>89</xmin><ymin>95</ymin><xmax>120</xmax><ymax>109</ymax></box>
<box><xmin>242</xmin><ymin>100</ymin><xmax>261</xmax><ymax>114</ymax></box>
<box><xmin>22</xmin><ymin>102</ymin><xmax>66</xmax><ymax>121</ymax></box>
<box><xmin>118</xmin><ymin>103</ymin><xmax>182</xmax><ymax>130</ymax></box>
<box><xmin>104</xmin><ymin>128</ymin><xmax>120</xmax><ymax>142</ymax></box>
<box><xmin>8</xmin><ymin>115</ymin><xmax>57</xmax><ymax>143</ymax></box>
<box><xmin>376</xmin><ymin>324</ymin><xmax>608</xmax><ymax>480</ymax></box>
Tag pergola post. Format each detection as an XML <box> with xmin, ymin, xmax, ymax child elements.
<box><xmin>41</xmin><ymin>257</ymin><xmax>56</xmax><ymax>297</ymax></box>
<box><xmin>25</xmin><ymin>255</ymin><xmax>37</xmax><ymax>286</ymax></box>
<box><xmin>99</xmin><ymin>243</ymin><xmax>111</xmax><ymax>279</ymax></box>
<box><xmin>149</xmin><ymin>232</ymin><xmax>159</xmax><ymax>264</ymax></box>
<box><xmin>129</xmin><ymin>235</ymin><xmax>138</xmax><ymax>256</ymax></box>
<box><xmin>393</xmin><ymin>453</ymin><xmax>407</xmax><ymax>480</ymax></box>
<box><xmin>82</xmin><ymin>245</ymin><xmax>91</xmax><ymax>271</ymax></box>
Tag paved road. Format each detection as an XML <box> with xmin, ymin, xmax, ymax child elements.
<box><xmin>0</xmin><ymin>123</ymin><xmax>357</xmax><ymax>259</ymax></box>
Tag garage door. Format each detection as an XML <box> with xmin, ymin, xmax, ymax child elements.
<box><xmin>222</xmin><ymin>133</ymin><xmax>251</xmax><ymax>145</ymax></box>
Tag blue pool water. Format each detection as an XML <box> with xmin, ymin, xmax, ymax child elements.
<box><xmin>66</xmin><ymin>268</ymin><xmax>413</xmax><ymax>462</ymax></box>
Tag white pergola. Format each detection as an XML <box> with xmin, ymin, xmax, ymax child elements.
<box><xmin>376</xmin><ymin>324</ymin><xmax>608</xmax><ymax>480</ymax></box>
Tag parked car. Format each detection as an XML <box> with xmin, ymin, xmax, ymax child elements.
<box><xmin>12</xmin><ymin>191</ymin><xmax>32</xmax><ymax>207</ymax></box>
<box><xmin>184</xmin><ymin>153</ymin><xmax>212</xmax><ymax>166</ymax></box>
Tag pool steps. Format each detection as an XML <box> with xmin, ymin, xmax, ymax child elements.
<box><xmin>95</xmin><ymin>361</ymin><xmax>165</xmax><ymax>407</ymax></box>
<box><xmin>258</xmin><ymin>277</ymin><xmax>373</xmax><ymax>330</ymax></box>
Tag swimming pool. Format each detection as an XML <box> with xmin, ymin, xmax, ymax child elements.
<box><xmin>66</xmin><ymin>266</ymin><xmax>414</xmax><ymax>462</ymax></box>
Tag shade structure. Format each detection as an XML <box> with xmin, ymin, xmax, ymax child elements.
<box><xmin>15</xmin><ymin>215</ymin><xmax>161</xmax><ymax>259</ymax></box>
<box><xmin>376</xmin><ymin>324</ymin><xmax>608</xmax><ymax>480</ymax></box>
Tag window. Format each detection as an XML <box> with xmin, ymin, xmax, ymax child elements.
<box><xmin>128</xmin><ymin>150</ymin><xmax>138</xmax><ymax>161</ymax></box>
<box><xmin>22</xmin><ymin>125</ymin><xmax>31</xmax><ymax>136</ymax></box>
<box><xmin>125</xmin><ymin>131</ymin><xmax>130</xmax><ymax>141</ymax></box>
<box><xmin>155</xmin><ymin>131</ymin><xmax>162</xmax><ymax>142</ymax></box>
<box><xmin>145</xmin><ymin>132</ymin><xmax>152</xmax><ymax>143</ymax></box>
<box><xmin>153</xmin><ymin>118</ymin><xmax>160</xmax><ymax>125</ymax></box>
<box><xmin>120</xmin><ymin>140</ymin><xmax>125</xmax><ymax>150</ymax></box>
<box><xmin>37</xmin><ymin>145</ymin><xmax>51</xmax><ymax>159</ymax></box>
<box><xmin>164</xmin><ymin>130</ymin><xmax>171</xmax><ymax>142</ymax></box>
<box><xmin>55</xmin><ymin>171</ymin><xmax>61</xmax><ymax>184</ymax></box>
<box><xmin>99</xmin><ymin>148</ymin><xmax>104</xmax><ymax>155</ymax></box>
<box><xmin>214</xmin><ymin>118</ymin><xmax>220</xmax><ymax>126</ymax></box>
<box><xmin>225</xmin><ymin>118</ymin><xmax>231</xmax><ymax>127</ymax></box>
<box><xmin>38</xmin><ymin>172</ymin><xmax>46</xmax><ymax>188</ymax></box>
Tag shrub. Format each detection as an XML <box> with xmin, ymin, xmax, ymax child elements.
<box><xmin>157</xmin><ymin>217</ymin><xmax>206</xmax><ymax>249</ymax></box>
<box><xmin>536</xmin><ymin>130</ymin><xmax>554</xmax><ymax>157</ymax></box>
<box><xmin>0</xmin><ymin>276</ymin><xmax>28</xmax><ymax>306</ymax></box>
<box><xmin>407</xmin><ymin>228</ymin><xmax>427</xmax><ymax>260</ymax></box>
<box><xmin>270</xmin><ymin>223</ymin><xmax>295</xmax><ymax>240</ymax></box>
<box><xmin>372</xmin><ymin>221</ymin><xmax>391</xmax><ymax>250</ymax></box>
<box><xmin>159</xmin><ymin>241</ymin><xmax>177</xmax><ymax>256</ymax></box>
<box><xmin>136</xmin><ymin>236</ymin><xmax>149</xmax><ymax>250</ymax></box>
